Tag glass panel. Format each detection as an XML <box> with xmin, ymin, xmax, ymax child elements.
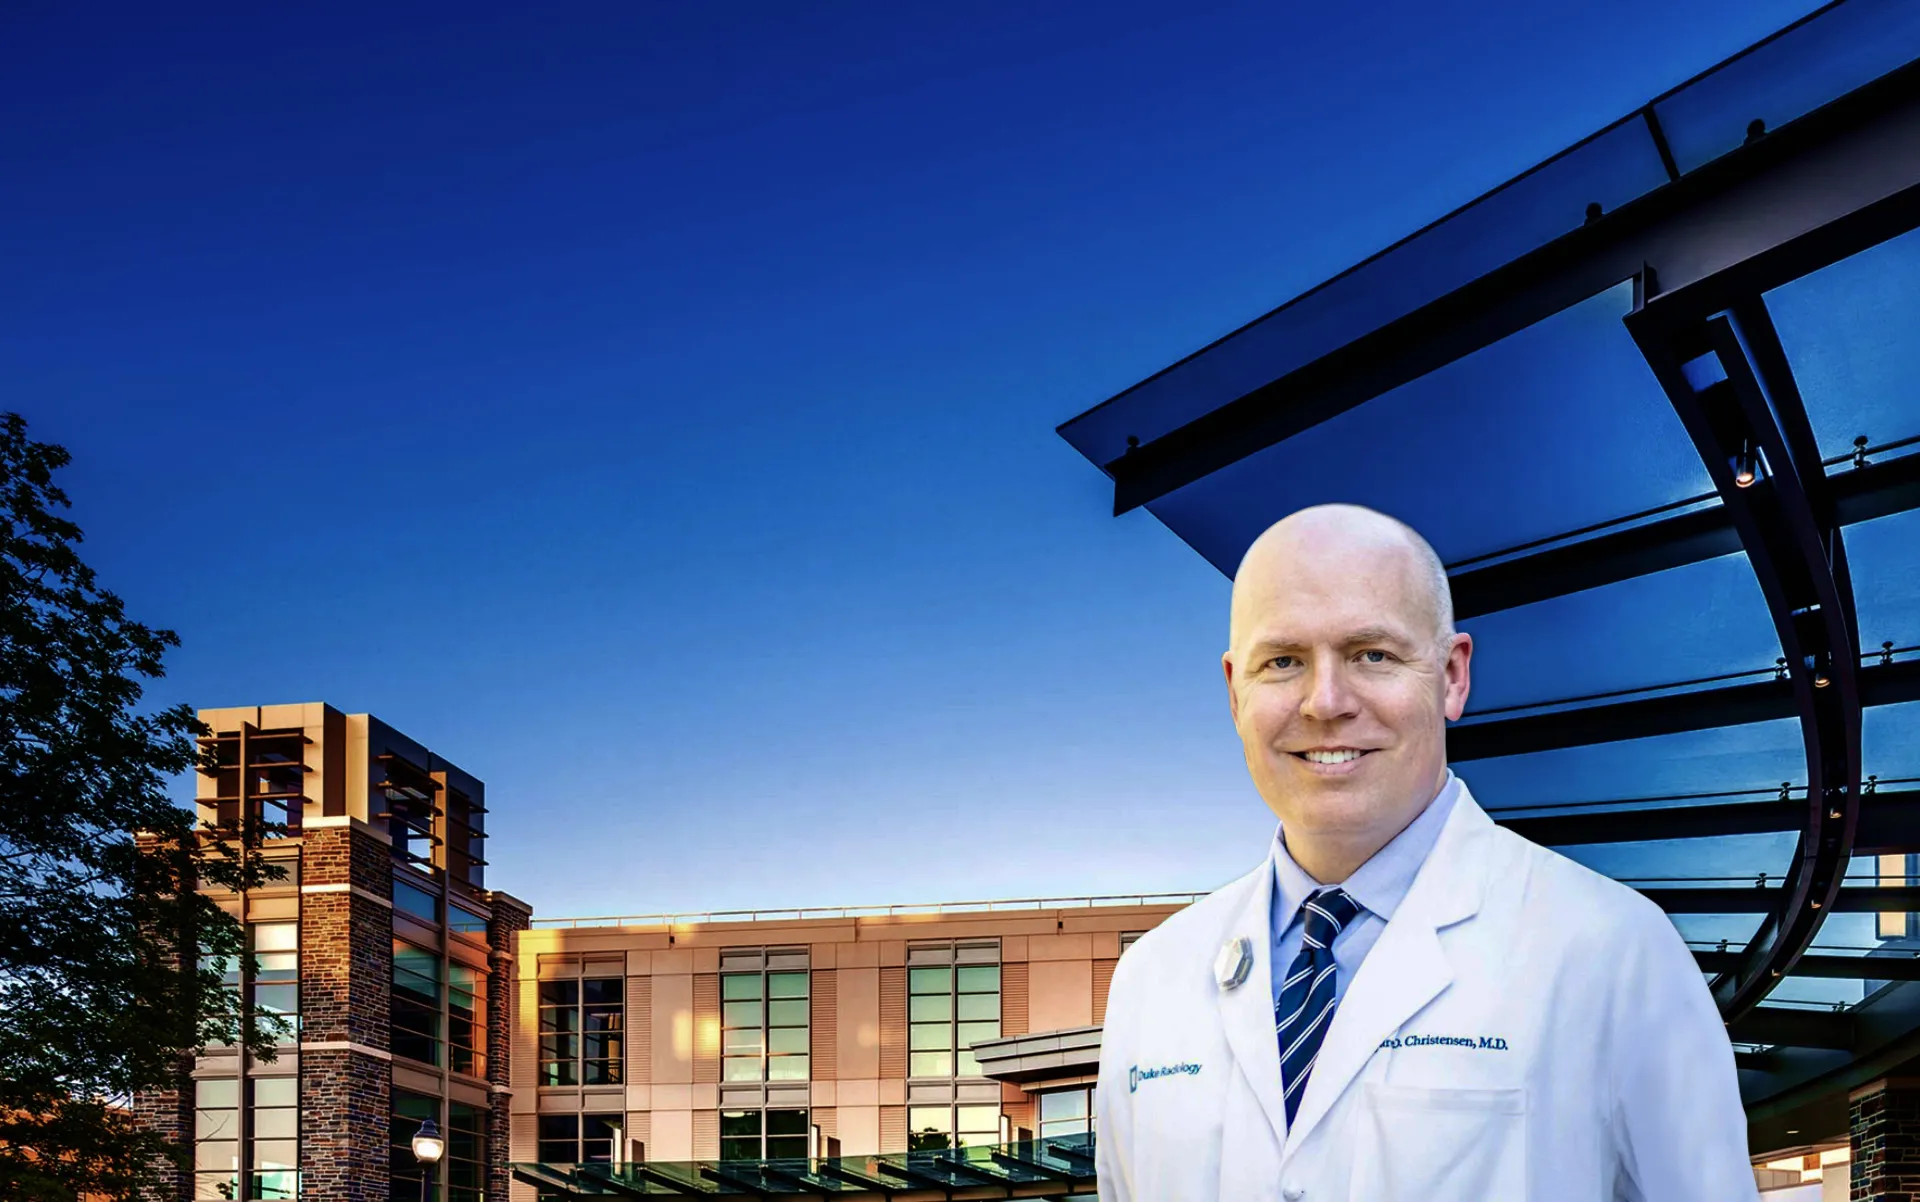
<box><xmin>252</xmin><ymin>923</ymin><xmax>298</xmax><ymax>953</ymax></box>
<box><xmin>539</xmin><ymin>980</ymin><xmax>579</xmax><ymax>1006</ymax></box>
<box><xmin>251</xmin><ymin>1140</ymin><xmax>298</xmax><ymax>1169</ymax></box>
<box><xmin>723</xmin><ymin>1029</ymin><xmax>765</xmax><ymax>1055</ymax></box>
<box><xmin>1150</xmin><ymin>283</ymin><xmax>1711</xmax><ymax>573</ymax></box>
<box><xmin>197</xmin><ymin>1079</ymin><xmax>240</xmax><ymax>1109</ymax></box>
<box><xmin>1769</xmin><ymin>225</ymin><xmax>1920</xmax><ymax>460</ymax></box>
<box><xmin>1041</xmin><ymin>1090</ymin><xmax>1090</xmax><ymax>1120</ymax></box>
<box><xmin>909</xmin><ymin>967</ymin><xmax>952</xmax><ymax>994</ymax></box>
<box><xmin>449</xmin><ymin>905</ymin><xmax>489</xmax><ymax>935</ymax></box>
<box><xmin>720</xmin><ymin>1111</ymin><xmax>760</xmax><ymax>1138</ymax></box>
<box><xmin>251</xmin><ymin>1108</ymin><xmax>298</xmax><ymax>1140</ymax></box>
<box><xmin>908</xmin><ymin>1106</ymin><xmax>951</xmax><ymax>1132</ymax></box>
<box><xmin>957</xmin><ymin>1049</ymin><xmax>984</xmax><ymax>1078</ymax></box>
<box><xmin>250</xmin><ymin>1076</ymin><xmax>297</xmax><ymax>1109</ymax></box>
<box><xmin>253</xmin><ymin>952</ymin><xmax>298</xmax><ymax>983</ymax></box>
<box><xmin>767</xmin><ymin>1055</ymin><xmax>809</xmax><ymax>1081</ymax></box>
<box><xmin>252</xmin><ymin>984</ymin><xmax>298</xmax><ymax>1017</ymax></box>
<box><xmin>910</xmin><ymin>995</ymin><xmax>953</xmax><ymax>1022</ymax></box>
<box><xmin>1058</xmin><ymin>123</ymin><xmax>1670</xmax><ymax>466</ymax></box>
<box><xmin>723</xmin><ymin>1056</ymin><xmax>762</xmax><ymax>1082</ymax></box>
<box><xmin>767</xmin><ymin>1135</ymin><xmax>809</xmax><ymax>1160</ymax></box>
<box><xmin>1461</xmin><ymin>552</ymin><xmax>1777</xmax><ymax>715</ymax></box>
<box><xmin>767</xmin><ymin>999</ymin><xmax>807</xmax><ymax>1027</ymax></box>
<box><xmin>958</xmin><ymin>1021</ymin><xmax>1001</xmax><ymax>1048</ymax></box>
<box><xmin>194</xmin><ymin>1139</ymin><xmax>237</xmax><ymax>1171</ymax></box>
<box><xmin>956</xmin><ymin>1105</ymin><xmax>1000</xmax><ymax>1134</ymax></box>
<box><xmin>956</xmin><ymin>966</ymin><xmax>1000</xmax><ymax>994</ymax></box>
<box><xmin>956</xmin><ymin>994</ymin><xmax>998</xmax><ymax>1021</ymax></box>
<box><xmin>768</xmin><ymin>1027</ymin><xmax>807</xmax><ymax>1055</ymax></box>
<box><xmin>768</xmin><ymin>972</ymin><xmax>808</xmax><ymax>999</ymax></box>
<box><xmin>392</xmin><ymin>878</ymin><xmax>441</xmax><ymax>925</ymax></box>
<box><xmin>909</xmin><ymin>1051</ymin><xmax>953</xmax><ymax>1078</ymax></box>
<box><xmin>541</xmin><ymin>1007</ymin><xmax>578</xmax><ymax>1033</ymax></box>
<box><xmin>722</xmin><ymin>974</ymin><xmax>763</xmax><ymax>1001</ymax></box>
<box><xmin>1848</xmin><ymin>508</ymin><xmax>1920</xmax><ymax>692</ymax></box>
<box><xmin>1463</xmin><ymin>717</ymin><xmax>1807</xmax><ymax>813</ymax></box>
<box><xmin>722</xmin><ymin>1001</ymin><xmax>762</xmax><ymax>1028</ymax></box>
<box><xmin>581</xmin><ymin>978</ymin><xmax>622</xmax><ymax>1006</ymax></box>
<box><xmin>909</xmin><ymin>1023</ymin><xmax>950</xmax><ymax>1051</ymax></box>
<box><xmin>765</xmin><ymin>1108</ymin><xmax>807</xmax><ymax>1136</ymax></box>
<box><xmin>1653</xmin><ymin>0</ymin><xmax>1920</xmax><ymax>176</ymax></box>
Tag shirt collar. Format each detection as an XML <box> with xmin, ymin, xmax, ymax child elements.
<box><xmin>1270</xmin><ymin>770</ymin><xmax>1462</xmax><ymax>933</ymax></box>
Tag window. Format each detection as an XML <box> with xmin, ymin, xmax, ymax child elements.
<box><xmin>907</xmin><ymin>1104</ymin><xmax>1000</xmax><ymax>1152</ymax></box>
<box><xmin>450</xmin><ymin>904</ymin><xmax>488</xmax><ymax>936</ymax></box>
<box><xmin>540</xmin><ymin>973</ymin><xmax>623</xmax><ymax>1086</ymax></box>
<box><xmin>194</xmin><ymin>1077</ymin><xmax>239</xmax><ymax>1200</ymax></box>
<box><xmin>1039</xmin><ymin>1087</ymin><xmax>1096</xmax><ymax>1141</ymax></box>
<box><xmin>250</xmin><ymin>923</ymin><xmax>299</xmax><ymax>1042</ymax></box>
<box><xmin>390</xmin><ymin>1090</ymin><xmax>436</xmax><ymax>1201</ymax></box>
<box><xmin>448</xmin><ymin>961</ymin><xmax>487</xmax><ymax>1078</ymax></box>
<box><xmin>535</xmin><ymin>1113</ymin><xmax>620</xmax><ymax>1164</ymax></box>
<box><xmin>248</xmin><ymin>1077</ymin><xmax>299</xmax><ymax>1200</ymax></box>
<box><xmin>909</xmin><ymin>957</ymin><xmax>1000</xmax><ymax>1078</ymax></box>
<box><xmin>446</xmin><ymin>1102</ymin><xmax>488</xmax><ymax>1202</ymax></box>
<box><xmin>720</xmin><ymin>1108</ymin><xmax>808</xmax><ymax>1161</ymax></box>
<box><xmin>721</xmin><ymin>967</ymin><xmax>809</xmax><ymax>1083</ymax></box>
<box><xmin>392</xmin><ymin>940</ymin><xmax>440</xmax><ymax>1066</ymax></box>
<box><xmin>393</xmin><ymin>877</ymin><xmax>440</xmax><ymax>925</ymax></box>
<box><xmin>192</xmin><ymin>1076</ymin><xmax>300</xmax><ymax>1200</ymax></box>
<box><xmin>1119</xmin><ymin>931</ymin><xmax>1145</xmax><ymax>954</ymax></box>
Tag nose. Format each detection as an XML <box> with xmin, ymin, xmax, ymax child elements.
<box><xmin>1299</xmin><ymin>657</ymin><xmax>1361</xmax><ymax>722</ymax></box>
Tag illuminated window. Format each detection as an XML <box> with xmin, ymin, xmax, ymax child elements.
<box><xmin>721</xmin><ymin>951</ymin><xmax>809</xmax><ymax>1083</ymax></box>
<box><xmin>908</xmin><ymin>943</ymin><xmax>1000</xmax><ymax>1079</ymax></box>
<box><xmin>907</xmin><ymin>1103</ymin><xmax>1000</xmax><ymax>1152</ymax></box>
<box><xmin>720</xmin><ymin>1108</ymin><xmax>809</xmax><ymax>1161</ymax></box>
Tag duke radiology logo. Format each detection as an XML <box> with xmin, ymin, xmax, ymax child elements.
<box><xmin>1129</xmin><ymin>1062</ymin><xmax>1202</xmax><ymax>1092</ymax></box>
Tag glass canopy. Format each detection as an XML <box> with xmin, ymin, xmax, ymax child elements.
<box><xmin>1054</xmin><ymin>0</ymin><xmax>1920</xmax><ymax>1136</ymax></box>
<box><xmin>512</xmin><ymin>1133</ymin><xmax>1097</xmax><ymax>1199</ymax></box>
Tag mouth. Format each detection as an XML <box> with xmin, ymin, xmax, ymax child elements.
<box><xmin>1288</xmin><ymin>747</ymin><xmax>1375</xmax><ymax>775</ymax></box>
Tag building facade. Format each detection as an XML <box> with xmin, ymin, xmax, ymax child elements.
<box><xmin>138</xmin><ymin>704</ymin><xmax>531</xmax><ymax>1202</ymax></box>
<box><xmin>506</xmin><ymin>902</ymin><xmax>1183</xmax><ymax>1198</ymax></box>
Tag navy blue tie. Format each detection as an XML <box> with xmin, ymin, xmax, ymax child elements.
<box><xmin>1275</xmin><ymin>887</ymin><xmax>1363</xmax><ymax>1126</ymax></box>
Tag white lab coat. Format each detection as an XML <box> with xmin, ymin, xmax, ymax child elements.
<box><xmin>1095</xmin><ymin>784</ymin><xmax>1758</xmax><ymax>1202</ymax></box>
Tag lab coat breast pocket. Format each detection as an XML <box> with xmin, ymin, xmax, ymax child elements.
<box><xmin>1347</xmin><ymin>1082</ymin><xmax>1527</xmax><ymax>1202</ymax></box>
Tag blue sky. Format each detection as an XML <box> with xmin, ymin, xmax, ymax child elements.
<box><xmin>3</xmin><ymin>0</ymin><xmax>1826</xmax><ymax>919</ymax></box>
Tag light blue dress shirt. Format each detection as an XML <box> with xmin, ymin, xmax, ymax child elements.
<box><xmin>1269</xmin><ymin>772</ymin><xmax>1462</xmax><ymax>1010</ymax></box>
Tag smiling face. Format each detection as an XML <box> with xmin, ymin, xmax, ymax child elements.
<box><xmin>1223</xmin><ymin>506</ymin><xmax>1471</xmax><ymax>883</ymax></box>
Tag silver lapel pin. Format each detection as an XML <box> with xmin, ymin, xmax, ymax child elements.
<box><xmin>1215</xmin><ymin>935</ymin><xmax>1253</xmax><ymax>991</ymax></box>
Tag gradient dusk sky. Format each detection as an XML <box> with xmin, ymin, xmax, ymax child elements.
<box><xmin>3</xmin><ymin>0</ymin><xmax>1823</xmax><ymax>919</ymax></box>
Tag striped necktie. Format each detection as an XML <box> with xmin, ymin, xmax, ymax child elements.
<box><xmin>1275</xmin><ymin>887</ymin><xmax>1364</xmax><ymax>1126</ymax></box>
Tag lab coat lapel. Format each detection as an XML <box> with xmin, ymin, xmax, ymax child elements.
<box><xmin>1213</xmin><ymin>856</ymin><xmax>1290</xmax><ymax>1154</ymax></box>
<box><xmin>1282</xmin><ymin>789</ymin><xmax>1496</xmax><ymax>1155</ymax></box>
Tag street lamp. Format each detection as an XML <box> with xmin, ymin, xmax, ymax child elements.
<box><xmin>411</xmin><ymin>1118</ymin><xmax>445</xmax><ymax>1202</ymax></box>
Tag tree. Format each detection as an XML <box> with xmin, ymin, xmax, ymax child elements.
<box><xmin>0</xmin><ymin>411</ymin><xmax>283</xmax><ymax>1200</ymax></box>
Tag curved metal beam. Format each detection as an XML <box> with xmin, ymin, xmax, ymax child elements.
<box><xmin>1627</xmin><ymin>295</ymin><xmax>1865</xmax><ymax>1021</ymax></box>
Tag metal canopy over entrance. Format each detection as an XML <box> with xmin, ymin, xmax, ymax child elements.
<box><xmin>512</xmin><ymin>1134</ymin><xmax>1097</xmax><ymax>1200</ymax></box>
<box><xmin>1055</xmin><ymin>0</ymin><xmax>1920</xmax><ymax>1155</ymax></box>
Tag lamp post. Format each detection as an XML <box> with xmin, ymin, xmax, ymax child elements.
<box><xmin>411</xmin><ymin>1117</ymin><xmax>445</xmax><ymax>1202</ymax></box>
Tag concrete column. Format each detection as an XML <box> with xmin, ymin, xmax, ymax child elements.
<box><xmin>1851</xmin><ymin>1078</ymin><xmax>1920</xmax><ymax>1200</ymax></box>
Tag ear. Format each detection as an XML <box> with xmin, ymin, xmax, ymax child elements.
<box><xmin>1223</xmin><ymin>651</ymin><xmax>1242</xmax><ymax>724</ymax></box>
<box><xmin>1442</xmin><ymin>632</ymin><xmax>1473</xmax><ymax>721</ymax></box>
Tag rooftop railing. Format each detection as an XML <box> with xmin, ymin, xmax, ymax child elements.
<box><xmin>531</xmin><ymin>891</ymin><xmax>1207</xmax><ymax>930</ymax></box>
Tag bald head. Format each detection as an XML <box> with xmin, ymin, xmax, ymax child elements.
<box><xmin>1229</xmin><ymin>504</ymin><xmax>1453</xmax><ymax>656</ymax></box>
<box><xmin>1221</xmin><ymin>504</ymin><xmax>1470</xmax><ymax>883</ymax></box>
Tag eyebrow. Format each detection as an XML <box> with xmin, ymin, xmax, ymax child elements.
<box><xmin>1250</xmin><ymin>626</ymin><xmax>1416</xmax><ymax>653</ymax></box>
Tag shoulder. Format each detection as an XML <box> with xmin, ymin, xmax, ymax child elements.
<box><xmin>1107</xmin><ymin>860</ymin><xmax>1264</xmax><ymax>1015</ymax></box>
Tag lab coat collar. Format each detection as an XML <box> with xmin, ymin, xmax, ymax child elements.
<box><xmin>1280</xmin><ymin>781</ymin><xmax>1497</xmax><ymax>1156</ymax></box>
<box><xmin>1214</xmin><ymin>851</ymin><xmax>1290</xmax><ymax>1157</ymax></box>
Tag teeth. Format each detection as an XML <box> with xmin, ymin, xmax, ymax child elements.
<box><xmin>1304</xmin><ymin>750</ymin><xmax>1364</xmax><ymax>764</ymax></box>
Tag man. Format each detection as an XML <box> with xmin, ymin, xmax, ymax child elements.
<box><xmin>1095</xmin><ymin>504</ymin><xmax>1756</xmax><ymax>1202</ymax></box>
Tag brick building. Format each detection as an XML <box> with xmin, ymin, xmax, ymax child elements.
<box><xmin>140</xmin><ymin>704</ymin><xmax>531</xmax><ymax>1202</ymax></box>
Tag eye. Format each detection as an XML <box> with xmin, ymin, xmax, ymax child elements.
<box><xmin>1266</xmin><ymin>655</ymin><xmax>1299</xmax><ymax>671</ymax></box>
<box><xmin>1358</xmin><ymin>649</ymin><xmax>1391</xmax><ymax>664</ymax></box>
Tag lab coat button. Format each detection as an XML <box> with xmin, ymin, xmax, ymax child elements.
<box><xmin>1281</xmin><ymin>1185</ymin><xmax>1305</xmax><ymax>1201</ymax></box>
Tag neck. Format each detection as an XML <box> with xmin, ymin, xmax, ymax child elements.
<box><xmin>1281</xmin><ymin>769</ymin><xmax>1451</xmax><ymax>884</ymax></box>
